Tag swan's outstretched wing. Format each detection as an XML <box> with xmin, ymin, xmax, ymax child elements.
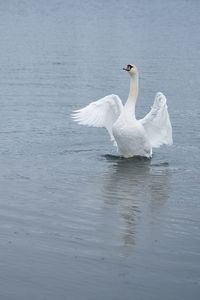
<box><xmin>71</xmin><ymin>94</ymin><xmax>123</xmax><ymax>141</ymax></box>
<box><xmin>140</xmin><ymin>92</ymin><xmax>173</xmax><ymax>148</ymax></box>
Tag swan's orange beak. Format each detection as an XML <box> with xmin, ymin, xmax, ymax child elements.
<box><xmin>123</xmin><ymin>65</ymin><xmax>131</xmax><ymax>71</ymax></box>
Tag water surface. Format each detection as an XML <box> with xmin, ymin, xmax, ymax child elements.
<box><xmin>0</xmin><ymin>1</ymin><xmax>200</xmax><ymax>299</ymax></box>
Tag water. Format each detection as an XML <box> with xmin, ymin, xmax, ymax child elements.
<box><xmin>0</xmin><ymin>1</ymin><xmax>200</xmax><ymax>299</ymax></box>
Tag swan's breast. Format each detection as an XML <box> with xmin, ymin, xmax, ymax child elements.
<box><xmin>112</xmin><ymin>116</ymin><xmax>144</xmax><ymax>140</ymax></box>
<box><xmin>112</xmin><ymin>116</ymin><xmax>152</xmax><ymax>157</ymax></box>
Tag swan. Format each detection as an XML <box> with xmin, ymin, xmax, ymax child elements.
<box><xmin>72</xmin><ymin>64</ymin><xmax>173</xmax><ymax>158</ymax></box>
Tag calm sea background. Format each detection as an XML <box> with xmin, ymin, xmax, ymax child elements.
<box><xmin>0</xmin><ymin>1</ymin><xmax>200</xmax><ymax>299</ymax></box>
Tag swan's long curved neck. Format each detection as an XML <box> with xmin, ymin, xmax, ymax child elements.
<box><xmin>124</xmin><ymin>72</ymin><xmax>139</xmax><ymax>117</ymax></box>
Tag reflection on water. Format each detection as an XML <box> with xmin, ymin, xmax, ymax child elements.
<box><xmin>102</xmin><ymin>156</ymin><xmax>171</xmax><ymax>246</ymax></box>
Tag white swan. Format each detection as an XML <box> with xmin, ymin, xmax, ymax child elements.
<box><xmin>72</xmin><ymin>64</ymin><xmax>173</xmax><ymax>158</ymax></box>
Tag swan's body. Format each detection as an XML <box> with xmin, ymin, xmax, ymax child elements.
<box><xmin>72</xmin><ymin>64</ymin><xmax>172</xmax><ymax>158</ymax></box>
<box><xmin>112</xmin><ymin>110</ymin><xmax>152</xmax><ymax>158</ymax></box>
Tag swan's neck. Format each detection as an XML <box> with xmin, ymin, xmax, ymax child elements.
<box><xmin>124</xmin><ymin>72</ymin><xmax>139</xmax><ymax>117</ymax></box>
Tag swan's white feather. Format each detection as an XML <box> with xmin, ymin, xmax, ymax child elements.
<box><xmin>72</xmin><ymin>94</ymin><xmax>123</xmax><ymax>141</ymax></box>
<box><xmin>72</xmin><ymin>65</ymin><xmax>173</xmax><ymax>158</ymax></box>
<box><xmin>139</xmin><ymin>92</ymin><xmax>173</xmax><ymax>148</ymax></box>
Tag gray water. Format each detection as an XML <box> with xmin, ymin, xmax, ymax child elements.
<box><xmin>0</xmin><ymin>1</ymin><xmax>200</xmax><ymax>299</ymax></box>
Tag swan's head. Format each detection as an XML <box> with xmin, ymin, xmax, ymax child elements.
<box><xmin>123</xmin><ymin>64</ymin><xmax>138</xmax><ymax>76</ymax></box>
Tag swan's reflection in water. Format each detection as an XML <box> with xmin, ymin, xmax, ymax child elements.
<box><xmin>101</xmin><ymin>155</ymin><xmax>171</xmax><ymax>246</ymax></box>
